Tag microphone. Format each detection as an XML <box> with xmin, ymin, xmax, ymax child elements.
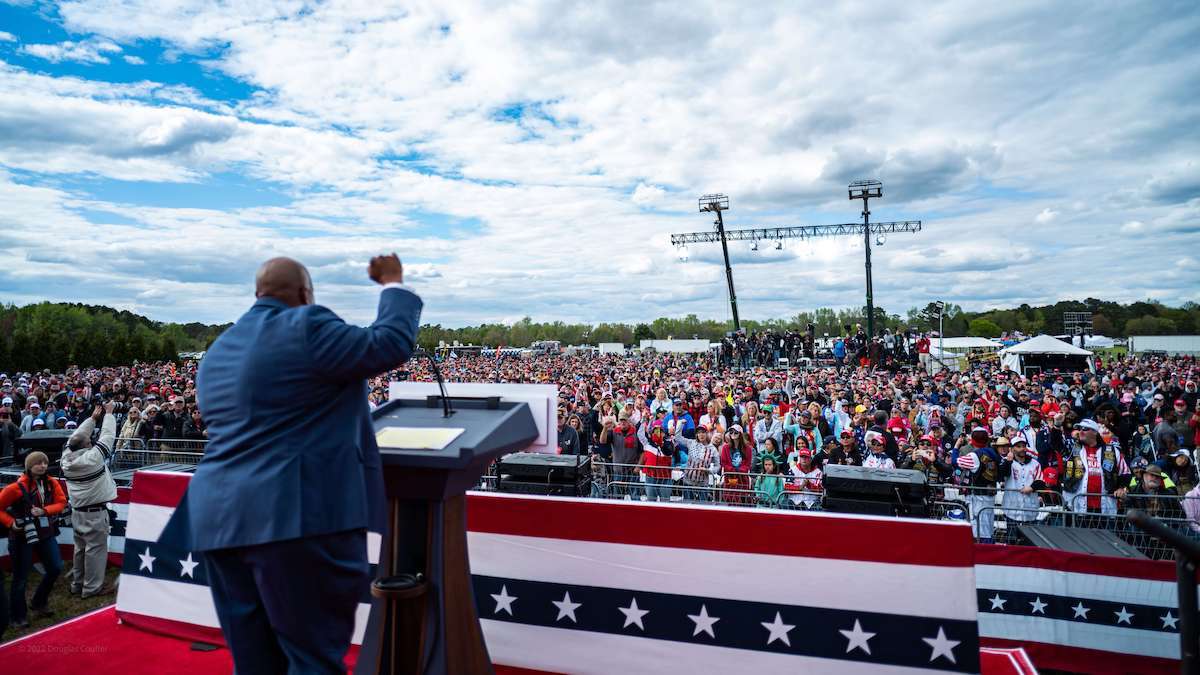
<box><xmin>416</xmin><ymin>349</ymin><xmax>454</xmax><ymax>418</ymax></box>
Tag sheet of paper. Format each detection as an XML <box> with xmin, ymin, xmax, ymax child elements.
<box><xmin>375</xmin><ymin>426</ymin><xmax>465</xmax><ymax>450</ymax></box>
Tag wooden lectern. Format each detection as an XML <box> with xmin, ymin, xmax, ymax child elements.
<box><xmin>356</xmin><ymin>396</ymin><xmax>538</xmax><ymax>675</ymax></box>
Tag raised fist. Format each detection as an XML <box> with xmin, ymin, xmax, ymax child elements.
<box><xmin>368</xmin><ymin>254</ymin><xmax>404</xmax><ymax>285</ymax></box>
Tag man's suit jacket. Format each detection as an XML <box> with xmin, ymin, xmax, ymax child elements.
<box><xmin>189</xmin><ymin>287</ymin><xmax>422</xmax><ymax>551</ymax></box>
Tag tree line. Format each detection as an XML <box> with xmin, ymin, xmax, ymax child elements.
<box><xmin>0</xmin><ymin>302</ymin><xmax>229</xmax><ymax>373</ymax></box>
<box><xmin>0</xmin><ymin>298</ymin><xmax>1196</xmax><ymax>371</ymax></box>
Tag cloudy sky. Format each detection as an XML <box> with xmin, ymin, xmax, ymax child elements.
<box><xmin>1</xmin><ymin>1</ymin><xmax>1197</xmax><ymax>327</ymax></box>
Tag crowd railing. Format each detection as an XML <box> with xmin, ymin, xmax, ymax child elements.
<box><xmin>475</xmin><ymin>461</ymin><xmax>1200</xmax><ymax>549</ymax></box>
<box><xmin>112</xmin><ymin>436</ymin><xmax>207</xmax><ymax>471</ymax></box>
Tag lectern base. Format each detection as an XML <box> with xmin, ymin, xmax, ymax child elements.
<box><xmin>357</xmin><ymin>494</ymin><xmax>493</xmax><ymax>675</ymax></box>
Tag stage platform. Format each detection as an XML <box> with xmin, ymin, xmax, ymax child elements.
<box><xmin>0</xmin><ymin>605</ymin><xmax>1036</xmax><ymax>674</ymax></box>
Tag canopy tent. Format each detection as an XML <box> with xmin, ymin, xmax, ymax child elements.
<box><xmin>999</xmin><ymin>334</ymin><xmax>1095</xmax><ymax>375</ymax></box>
<box><xmin>937</xmin><ymin>337</ymin><xmax>1005</xmax><ymax>350</ymax></box>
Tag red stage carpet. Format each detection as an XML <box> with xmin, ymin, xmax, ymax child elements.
<box><xmin>2</xmin><ymin>605</ymin><xmax>1035</xmax><ymax>674</ymax></box>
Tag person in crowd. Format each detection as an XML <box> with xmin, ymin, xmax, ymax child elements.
<box><xmin>183</xmin><ymin>407</ymin><xmax>208</xmax><ymax>441</ymax></box>
<box><xmin>1126</xmin><ymin>464</ymin><xmax>1185</xmax><ymax>520</ymax></box>
<box><xmin>636</xmin><ymin>420</ymin><xmax>673</xmax><ymax>502</ymax></box>
<box><xmin>139</xmin><ymin>404</ymin><xmax>167</xmax><ymax>445</ymax></box>
<box><xmin>18</xmin><ymin>400</ymin><xmax>42</xmax><ymax>432</ymax></box>
<box><xmin>161</xmin><ymin>396</ymin><xmax>188</xmax><ymax>437</ymax></box>
<box><xmin>953</xmin><ymin>427</ymin><xmax>1001</xmax><ymax>543</ymax></box>
<box><xmin>566</xmin><ymin>414</ymin><xmax>588</xmax><ymax>455</ymax></box>
<box><xmin>674</xmin><ymin>423</ymin><xmax>720</xmax><ymax>502</ymax></box>
<box><xmin>556</xmin><ymin>406</ymin><xmax>581</xmax><ymax>455</ymax></box>
<box><xmin>60</xmin><ymin>402</ymin><xmax>119</xmax><ymax>598</ymax></box>
<box><xmin>1063</xmin><ymin>419</ymin><xmax>1131</xmax><ymax>515</ymax></box>
<box><xmin>117</xmin><ymin>405</ymin><xmax>145</xmax><ymax>448</ymax></box>
<box><xmin>0</xmin><ymin>451</ymin><xmax>68</xmax><ymax>628</ymax></box>
<box><xmin>754</xmin><ymin>455</ymin><xmax>786</xmax><ymax>508</ymax></box>
<box><xmin>863</xmin><ymin>432</ymin><xmax>896</xmax><ymax>469</ymax></box>
<box><xmin>787</xmin><ymin>448</ymin><xmax>822</xmax><ymax>509</ymax></box>
<box><xmin>1163</xmin><ymin>448</ymin><xmax>1198</xmax><ymax>497</ymax></box>
<box><xmin>1000</xmin><ymin>436</ymin><xmax>1044</xmax><ymax>529</ymax></box>
<box><xmin>0</xmin><ymin>402</ymin><xmax>21</xmax><ymax>462</ymax></box>
<box><xmin>607</xmin><ymin>411</ymin><xmax>640</xmax><ymax>490</ymax></box>
<box><xmin>720</xmin><ymin>425</ymin><xmax>752</xmax><ymax>503</ymax></box>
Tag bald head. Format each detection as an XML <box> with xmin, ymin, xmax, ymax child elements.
<box><xmin>255</xmin><ymin>257</ymin><xmax>313</xmax><ymax>307</ymax></box>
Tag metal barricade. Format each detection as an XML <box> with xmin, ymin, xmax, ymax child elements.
<box><xmin>146</xmin><ymin>438</ymin><xmax>209</xmax><ymax>453</ymax></box>
<box><xmin>112</xmin><ymin>448</ymin><xmax>204</xmax><ymax>472</ymax></box>
<box><xmin>115</xmin><ymin>436</ymin><xmax>147</xmax><ymax>451</ymax></box>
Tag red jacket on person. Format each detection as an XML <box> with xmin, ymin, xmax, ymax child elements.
<box><xmin>0</xmin><ymin>473</ymin><xmax>68</xmax><ymax>528</ymax></box>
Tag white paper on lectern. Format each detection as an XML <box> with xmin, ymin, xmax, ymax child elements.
<box><xmin>387</xmin><ymin>382</ymin><xmax>558</xmax><ymax>454</ymax></box>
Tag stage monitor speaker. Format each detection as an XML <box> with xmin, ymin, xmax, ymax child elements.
<box><xmin>823</xmin><ymin>495</ymin><xmax>929</xmax><ymax>518</ymax></box>
<box><xmin>497</xmin><ymin>477</ymin><xmax>589</xmax><ymax>497</ymax></box>
<box><xmin>14</xmin><ymin>429</ymin><xmax>72</xmax><ymax>475</ymax></box>
<box><xmin>497</xmin><ymin>452</ymin><xmax>591</xmax><ymax>482</ymax></box>
<box><xmin>1016</xmin><ymin>523</ymin><xmax>1147</xmax><ymax>558</ymax></box>
<box><xmin>823</xmin><ymin>464</ymin><xmax>928</xmax><ymax>501</ymax></box>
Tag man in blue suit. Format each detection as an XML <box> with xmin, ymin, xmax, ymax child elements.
<box><xmin>191</xmin><ymin>254</ymin><xmax>421</xmax><ymax>673</ymax></box>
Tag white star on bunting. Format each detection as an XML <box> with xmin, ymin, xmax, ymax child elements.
<box><xmin>988</xmin><ymin>594</ymin><xmax>1007</xmax><ymax>611</ymax></box>
<box><xmin>1162</xmin><ymin>612</ymin><xmax>1179</xmax><ymax>630</ymax></box>
<box><xmin>1115</xmin><ymin>606</ymin><xmax>1134</xmax><ymax>625</ymax></box>
<box><xmin>1071</xmin><ymin>602</ymin><xmax>1090</xmax><ymax>619</ymax></box>
<box><xmin>1029</xmin><ymin>597</ymin><xmax>1047</xmax><ymax>614</ymax></box>
<box><xmin>762</xmin><ymin>612</ymin><xmax>795</xmax><ymax>647</ymax></box>
<box><xmin>839</xmin><ymin>619</ymin><xmax>875</xmax><ymax>655</ymax></box>
<box><xmin>552</xmin><ymin>591</ymin><xmax>581</xmax><ymax>623</ymax></box>
<box><xmin>491</xmin><ymin>585</ymin><xmax>517</xmax><ymax>616</ymax></box>
<box><xmin>178</xmin><ymin>552</ymin><xmax>198</xmax><ymax>578</ymax></box>
<box><xmin>138</xmin><ymin>547</ymin><xmax>156</xmax><ymax>573</ymax></box>
<box><xmin>618</xmin><ymin>597</ymin><xmax>649</xmax><ymax>630</ymax></box>
<box><xmin>922</xmin><ymin>626</ymin><xmax>960</xmax><ymax>664</ymax></box>
<box><xmin>687</xmin><ymin>604</ymin><xmax>719</xmax><ymax>638</ymax></box>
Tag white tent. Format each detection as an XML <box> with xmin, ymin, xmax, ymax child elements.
<box><xmin>937</xmin><ymin>337</ymin><xmax>1005</xmax><ymax>350</ymax></box>
<box><xmin>999</xmin><ymin>334</ymin><xmax>1095</xmax><ymax>374</ymax></box>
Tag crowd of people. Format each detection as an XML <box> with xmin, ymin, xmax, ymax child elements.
<box><xmin>382</xmin><ymin>333</ymin><xmax>1200</xmax><ymax>546</ymax></box>
<box><xmin>0</xmin><ymin>361</ymin><xmax>203</xmax><ymax>640</ymax></box>
<box><xmin>1</xmin><ymin>332</ymin><xmax>1199</xmax><ymax>639</ymax></box>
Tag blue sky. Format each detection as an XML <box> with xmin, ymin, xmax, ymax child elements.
<box><xmin>0</xmin><ymin>1</ymin><xmax>1197</xmax><ymax>326</ymax></box>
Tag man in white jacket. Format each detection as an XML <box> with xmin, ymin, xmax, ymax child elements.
<box><xmin>60</xmin><ymin>401</ymin><xmax>118</xmax><ymax>598</ymax></box>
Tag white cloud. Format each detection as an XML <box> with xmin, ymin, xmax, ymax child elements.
<box><xmin>21</xmin><ymin>38</ymin><xmax>122</xmax><ymax>64</ymax></box>
<box><xmin>1034</xmin><ymin>208</ymin><xmax>1057</xmax><ymax>224</ymax></box>
<box><xmin>123</xmin><ymin>55</ymin><xmax>145</xmax><ymax>65</ymax></box>
<box><xmin>631</xmin><ymin>183</ymin><xmax>668</xmax><ymax>206</ymax></box>
<box><xmin>0</xmin><ymin>31</ymin><xmax>17</xmax><ymax>42</ymax></box>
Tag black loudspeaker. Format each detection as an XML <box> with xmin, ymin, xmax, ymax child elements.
<box><xmin>14</xmin><ymin>429</ymin><xmax>73</xmax><ymax>475</ymax></box>
<box><xmin>496</xmin><ymin>453</ymin><xmax>591</xmax><ymax>497</ymax></box>
<box><xmin>497</xmin><ymin>452</ymin><xmax>591</xmax><ymax>481</ymax></box>
<box><xmin>823</xmin><ymin>464</ymin><xmax>928</xmax><ymax>501</ymax></box>
<box><xmin>1017</xmin><ymin>523</ymin><xmax>1147</xmax><ymax>558</ymax></box>
<box><xmin>497</xmin><ymin>477</ymin><xmax>588</xmax><ymax>497</ymax></box>
<box><xmin>823</xmin><ymin>496</ymin><xmax>930</xmax><ymax>518</ymax></box>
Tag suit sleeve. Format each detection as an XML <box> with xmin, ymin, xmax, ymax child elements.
<box><xmin>307</xmin><ymin>287</ymin><xmax>423</xmax><ymax>383</ymax></box>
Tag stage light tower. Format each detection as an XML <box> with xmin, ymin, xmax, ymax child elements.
<box><xmin>698</xmin><ymin>194</ymin><xmax>740</xmax><ymax>332</ymax></box>
<box><xmin>849</xmin><ymin>179</ymin><xmax>883</xmax><ymax>340</ymax></box>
